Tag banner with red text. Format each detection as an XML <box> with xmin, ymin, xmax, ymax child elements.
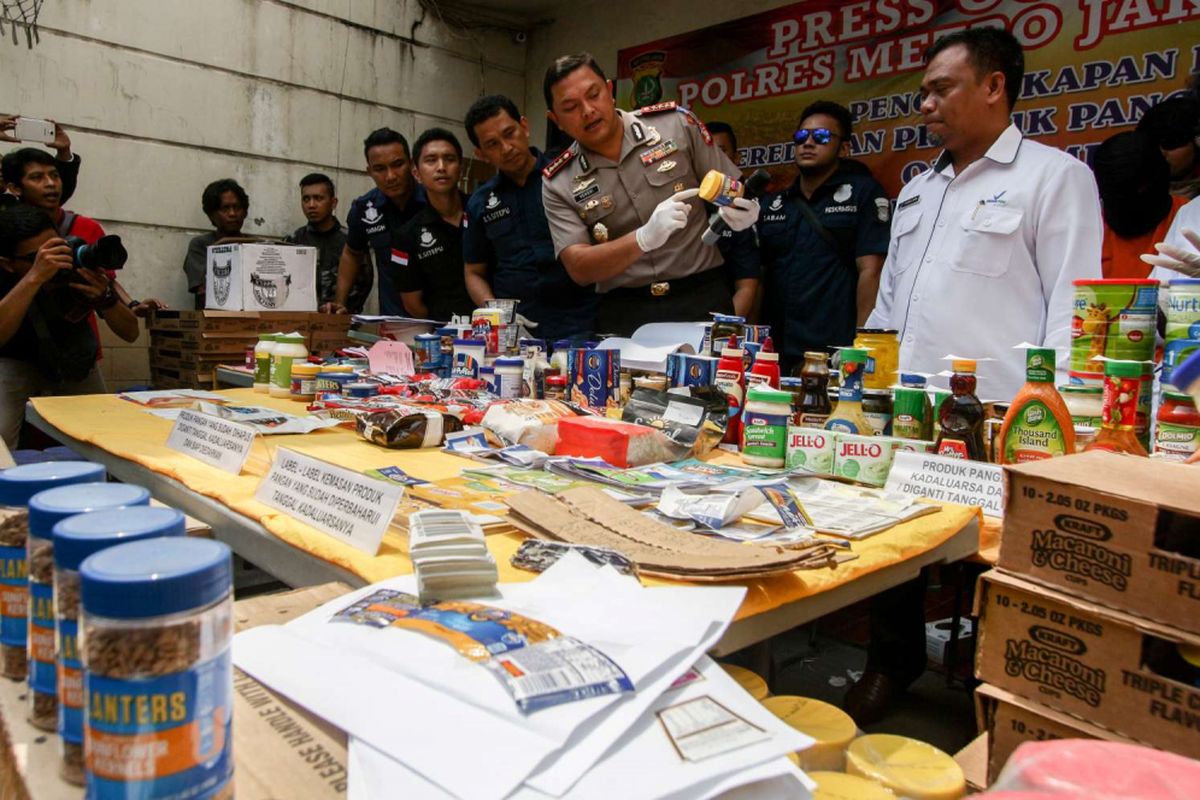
<box><xmin>616</xmin><ymin>0</ymin><xmax>1200</xmax><ymax>196</ymax></box>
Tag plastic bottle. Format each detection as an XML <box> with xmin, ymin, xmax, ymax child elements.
<box><xmin>997</xmin><ymin>347</ymin><xmax>1075</xmax><ymax>464</ymax></box>
<box><xmin>80</xmin><ymin>537</ymin><xmax>234</xmax><ymax>799</ymax></box>
<box><xmin>270</xmin><ymin>333</ymin><xmax>309</xmax><ymax>398</ymax></box>
<box><xmin>494</xmin><ymin>357</ymin><xmax>524</xmax><ymax>399</ymax></box>
<box><xmin>1172</xmin><ymin>350</ymin><xmax>1200</xmax><ymax>405</ymax></box>
<box><xmin>741</xmin><ymin>385</ymin><xmax>793</xmax><ymax>467</ymax></box>
<box><xmin>824</xmin><ymin>348</ymin><xmax>872</xmax><ymax>434</ymax></box>
<box><xmin>746</xmin><ymin>337</ymin><xmax>781</xmax><ymax>389</ymax></box>
<box><xmin>715</xmin><ymin>336</ymin><xmax>746</xmax><ymax>445</ymax></box>
<box><xmin>934</xmin><ymin>359</ymin><xmax>987</xmax><ymax>460</ymax></box>
<box><xmin>798</xmin><ymin>351</ymin><xmax>833</xmax><ymax>427</ymax></box>
<box><xmin>253</xmin><ymin>333</ymin><xmax>278</xmax><ymax>393</ymax></box>
<box><xmin>1086</xmin><ymin>359</ymin><xmax>1149</xmax><ymax>456</ymax></box>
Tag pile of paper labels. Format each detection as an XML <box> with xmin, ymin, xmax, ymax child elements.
<box><xmin>234</xmin><ymin>551</ymin><xmax>818</xmax><ymax>799</ymax></box>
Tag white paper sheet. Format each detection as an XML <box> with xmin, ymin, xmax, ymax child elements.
<box><xmin>240</xmin><ymin>555</ymin><xmax>744</xmax><ymax>800</ymax></box>
<box><xmin>347</xmin><ymin>657</ymin><xmax>816</xmax><ymax>800</ymax></box>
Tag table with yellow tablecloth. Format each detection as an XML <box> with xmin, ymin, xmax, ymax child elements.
<box><xmin>26</xmin><ymin>390</ymin><xmax>980</xmax><ymax>649</ymax></box>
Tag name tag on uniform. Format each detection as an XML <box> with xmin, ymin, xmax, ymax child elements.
<box><xmin>898</xmin><ymin>196</ymin><xmax>920</xmax><ymax>209</ymax></box>
<box><xmin>640</xmin><ymin>140</ymin><xmax>678</xmax><ymax>166</ymax></box>
<box><xmin>574</xmin><ymin>184</ymin><xmax>600</xmax><ymax>203</ymax></box>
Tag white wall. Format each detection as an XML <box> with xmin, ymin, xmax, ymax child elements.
<box><xmin>524</xmin><ymin>0</ymin><xmax>794</xmax><ymax>145</ymax></box>
<box><xmin>0</xmin><ymin>0</ymin><xmax>528</xmax><ymax>385</ymax></box>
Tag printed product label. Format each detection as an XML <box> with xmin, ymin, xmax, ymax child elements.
<box><xmin>85</xmin><ymin>649</ymin><xmax>233</xmax><ymax>800</ymax></box>
<box><xmin>741</xmin><ymin>411</ymin><xmax>788</xmax><ymax>460</ymax></box>
<box><xmin>798</xmin><ymin>412</ymin><xmax>829</xmax><ymax>427</ymax></box>
<box><xmin>893</xmin><ymin>414</ymin><xmax>923</xmax><ymax>440</ymax></box>
<box><xmin>744</xmin><ymin>373</ymin><xmax>770</xmax><ymax>387</ymax></box>
<box><xmin>332</xmin><ymin>590</ymin><xmax>632</xmax><ymax>712</ymax></box>
<box><xmin>1102</xmin><ymin>375</ymin><xmax>1139</xmax><ymax>429</ymax></box>
<box><xmin>863</xmin><ymin>411</ymin><xmax>891</xmax><ymax>436</ymax></box>
<box><xmin>825</xmin><ymin>418</ymin><xmax>862</xmax><ymax>435</ymax></box>
<box><xmin>0</xmin><ymin>545</ymin><xmax>26</xmax><ymax>647</ymax></box>
<box><xmin>29</xmin><ymin>580</ymin><xmax>55</xmax><ymax>692</ymax></box>
<box><xmin>271</xmin><ymin>355</ymin><xmax>295</xmax><ymax>389</ymax></box>
<box><xmin>937</xmin><ymin>439</ymin><xmax>970</xmax><ymax>459</ymax></box>
<box><xmin>254</xmin><ymin>353</ymin><xmax>270</xmax><ymax>384</ymax></box>
<box><xmin>835</xmin><ymin>433</ymin><xmax>899</xmax><ymax>487</ymax></box>
<box><xmin>57</xmin><ymin>617</ymin><xmax>83</xmax><ymax>742</ymax></box>
<box><xmin>1002</xmin><ymin>400</ymin><xmax>1069</xmax><ymax>463</ymax></box>
<box><xmin>1154</xmin><ymin>422</ymin><xmax>1200</xmax><ymax>461</ymax></box>
<box><xmin>786</xmin><ymin>428</ymin><xmax>835</xmax><ymax>473</ymax></box>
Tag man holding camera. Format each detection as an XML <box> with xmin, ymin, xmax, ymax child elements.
<box><xmin>0</xmin><ymin>205</ymin><xmax>139</xmax><ymax>448</ymax></box>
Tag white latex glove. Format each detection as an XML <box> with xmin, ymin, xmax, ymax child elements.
<box><xmin>716</xmin><ymin>196</ymin><xmax>759</xmax><ymax>232</ymax></box>
<box><xmin>636</xmin><ymin>189</ymin><xmax>699</xmax><ymax>252</ymax></box>
<box><xmin>514</xmin><ymin>313</ymin><xmax>538</xmax><ymax>329</ymax></box>
<box><xmin>1140</xmin><ymin>228</ymin><xmax>1200</xmax><ymax>278</ymax></box>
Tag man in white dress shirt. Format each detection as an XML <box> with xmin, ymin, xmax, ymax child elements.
<box><xmin>848</xmin><ymin>26</ymin><xmax>1103</xmax><ymax>724</ymax></box>
<box><xmin>866</xmin><ymin>29</ymin><xmax>1102</xmax><ymax>401</ymax></box>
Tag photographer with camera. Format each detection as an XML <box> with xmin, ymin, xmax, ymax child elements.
<box><xmin>0</xmin><ymin>205</ymin><xmax>139</xmax><ymax>448</ymax></box>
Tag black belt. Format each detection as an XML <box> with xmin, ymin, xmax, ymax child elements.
<box><xmin>604</xmin><ymin>266</ymin><xmax>727</xmax><ymax>299</ymax></box>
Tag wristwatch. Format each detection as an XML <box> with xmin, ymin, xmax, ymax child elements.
<box><xmin>127</xmin><ymin>298</ymin><xmax>141</xmax><ymax>310</ymax></box>
<box><xmin>93</xmin><ymin>285</ymin><xmax>119</xmax><ymax>311</ymax></box>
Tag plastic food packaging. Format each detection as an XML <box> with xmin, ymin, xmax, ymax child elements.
<box><xmin>26</xmin><ymin>482</ymin><xmax>150</xmax><ymax>731</ymax></box>
<box><xmin>555</xmin><ymin>415</ymin><xmax>675</xmax><ymax>467</ymax></box>
<box><xmin>356</xmin><ymin>405</ymin><xmax>464</xmax><ymax>449</ymax></box>
<box><xmin>0</xmin><ymin>462</ymin><xmax>106</xmax><ymax>681</ymax></box>
<box><xmin>763</xmin><ymin>695</ymin><xmax>857</xmax><ymax>772</ymax></box>
<box><xmin>80</xmin><ymin>537</ymin><xmax>234</xmax><ymax>800</ymax></box>
<box><xmin>989</xmin><ymin>739</ymin><xmax>1200</xmax><ymax>799</ymax></box>
<box><xmin>51</xmin><ymin>506</ymin><xmax>187</xmax><ymax>785</ymax></box>
<box><xmin>620</xmin><ymin>387</ymin><xmax>727</xmax><ymax>460</ymax></box>
<box><xmin>480</xmin><ymin>398</ymin><xmax>582</xmax><ymax>452</ymax></box>
<box><xmin>846</xmin><ymin>733</ymin><xmax>965</xmax><ymax>800</ymax></box>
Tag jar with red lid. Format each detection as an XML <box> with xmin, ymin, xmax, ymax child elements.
<box><xmin>1155</xmin><ymin>391</ymin><xmax>1200</xmax><ymax>462</ymax></box>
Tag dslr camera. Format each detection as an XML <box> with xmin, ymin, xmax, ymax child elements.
<box><xmin>47</xmin><ymin>234</ymin><xmax>128</xmax><ymax>321</ymax></box>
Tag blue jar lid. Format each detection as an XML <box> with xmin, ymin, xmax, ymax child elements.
<box><xmin>1168</xmin><ymin>278</ymin><xmax>1200</xmax><ymax>286</ymax></box>
<box><xmin>494</xmin><ymin>358</ymin><xmax>523</xmax><ymax>368</ymax></box>
<box><xmin>53</xmin><ymin>507</ymin><xmax>187</xmax><ymax>571</ymax></box>
<box><xmin>28</xmin><ymin>483</ymin><xmax>150</xmax><ymax>538</ymax></box>
<box><xmin>0</xmin><ymin>462</ymin><xmax>106</xmax><ymax>507</ymax></box>
<box><xmin>453</xmin><ymin>337</ymin><xmax>485</xmax><ymax>347</ymax></box>
<box><xmin>901</xmin><ymin>372</ymin><xmax>928</xmax><ymax>387</ymax></box>
<box><xmin>414</xmin><ymin>333</ymin><xmax>441</xmax><ymax>341</ymax></box>
<box><xmin>81</xmin><ymin>537</ymin><xmax>231</xmax><ymax>619</ymax></box>
<box><xmin>779</xmin><ymin>377</ymin><xmax>803</xmax><ymax>388</ymax></box>
<box><xmin>1169</xmin><ymin>349</ymin><xmax>1200</xmax><ymax>393</ymax></box>
<box><xmin>712</xmin><ymin>314</ymin><xmax>746</xmax><ymax>323</ymax></box>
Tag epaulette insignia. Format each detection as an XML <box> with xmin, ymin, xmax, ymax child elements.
<box><xmin>542</xmin><ymin>147</ymin><xmax>576</xmax><ymax>179</ymax></box>
<box><xmin>678</xmin><ymin>107</ymin><xmax>712</xmax><ymax>145</ymax></box>
<box><xmin>634</xmin><ymin>101</ymin><xmax>678</xmax><ymax>116</ymax></box>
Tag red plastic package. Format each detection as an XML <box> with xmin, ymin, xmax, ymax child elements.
<box><xmin>986</xmin><ymin>740</ymin><xmax>1200</xmax><ymax>799</ymax></box>
<box><xmin>555</xmin><ymin>415</ymin><xmax>673</xmax><ymax>467</ymax></box>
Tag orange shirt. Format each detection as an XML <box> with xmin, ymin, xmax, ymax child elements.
<box><xmin>1101</xmin><ymin>195</ymin><xmax>1188</xmax><ymax>279</ymax></box>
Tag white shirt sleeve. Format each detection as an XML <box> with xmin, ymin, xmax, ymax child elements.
<box><xmin>865</xmin><ymin>218</ymin><xmax>902</xmax><ymax>329</ymax></box>
<box><xmin>1032</xmin><ymin>157</ymin><xmax>1103</xmax><ymax>373</ymax></box>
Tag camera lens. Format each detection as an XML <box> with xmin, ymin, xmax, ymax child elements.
<box><xmin>67</xmin><ymin>234</ymin><xmax>128</xmax><ymax>271</ymax></box>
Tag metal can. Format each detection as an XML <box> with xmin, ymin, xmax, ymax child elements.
<box><xmin>854</xmin><ymin>329</ymin><xmax>899</xmax><ymax>390</ymax></box>
<box><xmin>1071</xmin><ymin>278</ymin><xmax>1159</xmax><ymax>378</ymax></box>
<box><xmin>414</xmin><ymin>333</ymin><xmax>442</xmax><ymax>366</ymax></box>
<box><xmin>1166</xmin><ymin>279</ymin><xmax>1200</xmax><ymax>344</ymax></box>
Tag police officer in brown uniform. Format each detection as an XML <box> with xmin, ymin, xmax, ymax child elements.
<box><xmin>541</xmin><ymin>53</ymin><xmax>759</xmax><ymax>336</ymax></box>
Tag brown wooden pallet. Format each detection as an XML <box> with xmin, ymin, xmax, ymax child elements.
<box><xmin>150</xmin><ymin>330</ymin><xmax>257</xmax><ymax>354</ymax></box>
<box><xmin>148</xmin><ymin>310</ymin><xmax>314</xmax><ymax>333</ymax></box>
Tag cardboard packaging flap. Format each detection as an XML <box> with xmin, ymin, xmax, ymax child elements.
<box><xmin>1004</xmin><ymin>451</ymin><xmax>1198</xmax><ymax>517</ymax></box>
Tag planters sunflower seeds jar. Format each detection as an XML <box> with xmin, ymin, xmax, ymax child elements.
<box><xmin>80</xmin><ymin>537</ymin><xmax>234</xmax><ymax>799</ymax></box>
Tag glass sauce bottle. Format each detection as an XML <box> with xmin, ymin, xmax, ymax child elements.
<box><xmin>1086</xmin><ymin>359</ymin><xmax>1149</xmax><ymax>456</ymax></box>
<box><xmin>935</xmin><ymin>359</ymin><xmax>987</xmax><ymax>460</ymax></box>
<box><xmin>798</xmin><ymin>351</ymin><xmax>832</xmax><ymax>427</ymax></box>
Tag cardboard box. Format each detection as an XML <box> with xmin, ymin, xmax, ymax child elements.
<box><xmin>149</xmin><ymin>309</ymin><xmax>314</xmax><ymax>333</ymax></box>
<box><xmin>205</xmin><ymin>243</ymin><xmax>317</xmax><ymax>312</ymax></box>
<box><xmin>974</xmin><ymin>569</ymin><xmax>1200</xmax><ymax>759</ymax></box>
<box><xmin>1000</xmin><ymin>451</ymin><xmax>1200</xmax><ymax>634</ymax></box>
<box><xmin>975</xmin><ymin>683</ymin><xmax>1126</xmax><ymax>784</ymax></box>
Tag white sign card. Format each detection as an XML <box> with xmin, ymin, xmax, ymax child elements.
<box><xmin>884</xmin><ymin>450</ymin><xmax>1005</xmax><ymax>517</ymax></box>
<box><xmin>255</xmin><ymin>447</ymin><xmax>403</xmax><ymax>555</ymax></box>
<box><xmin>166</xmin><ymin>409</ymin><xmax>256</xmax><ymax>474</ymax></box>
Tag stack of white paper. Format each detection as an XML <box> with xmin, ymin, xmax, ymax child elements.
<box><xmin>233</xmin><ymin>554</ymin><xmax>815</xmax><ymax>799</ymax></box>
<box><xmin>408</xmin><ymin>509</ymin><xmax>499</xmax><ymax>601</ymax></box>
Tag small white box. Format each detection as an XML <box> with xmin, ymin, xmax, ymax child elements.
<box><xmin>925</xmin><ymin>616</ymin><xmax>974</xmax><ymax>665</ymax></box>
<box><xmin>205</xmin><ymin>243</ymin><xmax>317</xmax><ymax>312</ymax></box>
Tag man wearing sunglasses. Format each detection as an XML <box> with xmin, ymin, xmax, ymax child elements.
<box><xmin>851</xmin><ymin>26</ymin><xmax>1102</xmax><ymax>726</ymax></box>
<box><xmin>757</xmin><ymin>101</ymin><xmax>890</xmax><ymax>372</ymax></box>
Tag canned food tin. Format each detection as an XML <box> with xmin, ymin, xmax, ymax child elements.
<box><xmin>1071</xmin><ymin>279</ymin><xmax>1158</xmax><ymax>377</ymax></box>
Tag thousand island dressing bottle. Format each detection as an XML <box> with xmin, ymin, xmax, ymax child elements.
<box><xmin>997</xmin><ymin>347</ymin><xmax>1075</xmax><ymax>464</ymax></box>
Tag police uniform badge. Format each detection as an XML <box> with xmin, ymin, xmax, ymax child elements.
<box><xmin>656</xmin><ymin>160</ymin><xmax>677</xmax><ymax>173</ymax></box>
<box><xmin>833</xmin><ymin>184</ymin><xmax>853</xmax><ymax>203</ymax></box>
<box><xmin>592</xmin><ymin>223</ymin><xmax>609</xmax><ymax>243</ymax></box>
<box><xmin>875</xmin><ymin>197</ymin><xmax>891</xmax><ymax>222</ymax></box>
